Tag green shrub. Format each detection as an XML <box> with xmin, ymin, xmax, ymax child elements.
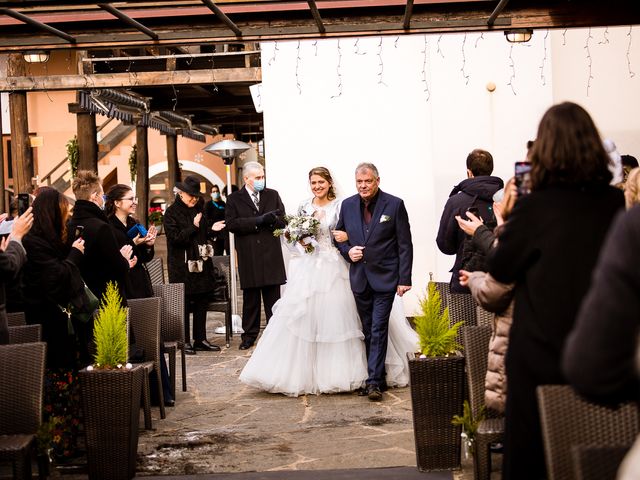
<box><xmin>93</xmin><ymin>282</ymin><xmax>128</xmax><ymax>368</ymax></box>
<box><xmin>414</xmin><ymin>283</ymin><xmax>463</xmax><ymax>357</ymax></box>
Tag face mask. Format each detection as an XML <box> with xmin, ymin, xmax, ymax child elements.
<box><xmin>253</xmin><ymin>179</ymin><xmax>265</xmax><ymax>192</ymax></box>
<box><xmin>212</xmin><ymin>192</ymin><xmax>220</xmax><ymax>200</ymax></box>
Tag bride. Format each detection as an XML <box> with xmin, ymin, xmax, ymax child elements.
<box><xmin>239</xmin><ymin>167</ymin><xmax>418</xmax><ymax>397</ymax></box>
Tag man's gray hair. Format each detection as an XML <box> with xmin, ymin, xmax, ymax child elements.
<box><xmin>355</xmin><ymin>162</ymin><xmax>379</xmax><ymax>177</ymax></box>
<box><xmin>243</xmin><ymin>161</ymin><xmax>264</xmax><ymax>178</ymax></box>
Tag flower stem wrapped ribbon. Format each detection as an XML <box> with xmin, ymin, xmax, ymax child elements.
<box><xmin>274</xmin><ymin>214</ymin><xmax>321</xmax><ymax>254</ymax></box>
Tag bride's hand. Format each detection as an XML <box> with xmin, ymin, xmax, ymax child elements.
<box><xmin>331</xmin><ymin>230</ymin><xmax>348</xmax><ymax>242</ymax></box>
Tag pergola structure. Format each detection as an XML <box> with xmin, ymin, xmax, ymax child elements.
<box><xmin>1</xmin><ymin>0</ymin><xmax>639</xmax><ymax>218</ymax></box>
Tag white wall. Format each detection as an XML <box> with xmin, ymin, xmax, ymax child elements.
<box><xmin>263</xmin><ymin>26</ymin><xmax>640</xmax><ymax>314</ymax></box>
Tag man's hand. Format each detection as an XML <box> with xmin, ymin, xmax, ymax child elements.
<box><xmin>256</xmin><ymin>211</ymin><xmax>277</xmax><ymax>227</ymax></box>
<box><xmin>212</xmin><ymin>220</ymin><xmax>225</xmax><ymax>232</ymax></box>
<box><xmin>455</xmin><ymin>211</ymin><xmax>483</xmax><ymax>236</ymax></box>
<box><xmin>397</xmin><ymin>285</ymin><xmax>411</xmax><ymax>297</ymax></box>
<box><xmin>348</xmin><ymin>246</ymin><xmax>365</xmax><ymax>262</ymax></box>
<box><xmin>331</xmin><ymin>230</ymin><xmax>348</xmax><ymax>243</ymax></box>
<box><xmin>9</xmin><ymin>207</ymin><xmax>33</xmax><ymax>241</ymax></box>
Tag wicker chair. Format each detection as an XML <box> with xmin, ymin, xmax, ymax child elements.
<box><xmin>153</xmin><ymin>283</ymin><xmax>186</xmax><ymax>397</ymax></box>
<box><xmin>462</xmin><ymin>326</ymin><xmax>504</xmax><ymax>480</ymax></box>
<box><xmin>476</xmin><ymin>306</ymin><xmax>493</xmax><ymax>327</ymax></box>
<box><xmin>145</xmin><ymin>257</ymin><xmax>165</xmax><ymax>286</ymax></box>
<box><xmin>128</xmin><ymin>297</ymin><xmax>165</xmax><ymax>429</ymax></box>
<box><xmin>8</xmin><ymin>324</ymin><xmax>41</xmax><ymax>344</ymax></box>
<box><xmin>7</xmin><ymin>312</ymin><xmax>26</xmax><ymax>327</ymax></box>
<box><xmin>449</xmin><ymin>293</ymin><xmax>477</xmax><ymax>347</ymax></box>
<box><xmin>537</xmin><ymin>385</ymin><xmax>640</xmax><ymax>480</ymax></box>
<box><xmin>207</xmin><ymin>256</ymin><xmax>232</xmax><ymax>348</ymax></box>
<box><xmin>0</xmin><ymin>342</ymin><xmax>46</xmax><ymax>480</ymax></box>
<box><xmin>572</xmin><ymin>444</ymin><xmax>631</xmax><ymax>480</ymax></box>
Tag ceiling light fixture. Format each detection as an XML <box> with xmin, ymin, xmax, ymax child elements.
<box><xmin>504</xmin><ymin>29</ymin><xmax>533</xmax><ymax>43</ymax></box>
<box><xmin>23</xmin><ymin>50</ymin><xmax>50</xmax><ymax>63</ymax></box>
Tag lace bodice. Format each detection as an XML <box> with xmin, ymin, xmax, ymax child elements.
<box><xmin>297</xmin><ymin>198</ymin><xmax>341</xmax><ymax>251</ymax></box>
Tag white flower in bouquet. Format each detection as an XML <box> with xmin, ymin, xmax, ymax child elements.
<box><xmin>274</xmin><ymin>214</ymin><xmax>321</xmax><ymax>253</ymax></box>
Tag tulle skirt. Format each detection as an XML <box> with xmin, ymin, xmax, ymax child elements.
<box><xmin>239</xmin><ymin>249</ymin><xmax>419</xmax><ymax>397</ymax></box>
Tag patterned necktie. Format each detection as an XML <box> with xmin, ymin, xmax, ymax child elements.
<box><xmin>363</xmin><ymin>200</ymin><xmax>372</xmax><ymax>225</ymax></box>
<box><xmin>252</xmin><ymin>191</ymin><xmax>259</xmax><ymax>209</ymax></box>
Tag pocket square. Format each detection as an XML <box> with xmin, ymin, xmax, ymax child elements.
<box><xmin>380</xmin><ymin>215</ymin><xmax>391</xmax><ymax>223</ymax></box>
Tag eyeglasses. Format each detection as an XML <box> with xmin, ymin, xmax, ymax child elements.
<box><xmin>121</xmin><ymin>197</ymin><xmax>138</xmax><ymax>203</ymax></box>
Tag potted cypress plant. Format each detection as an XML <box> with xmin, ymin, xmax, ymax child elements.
<box><xmin>78</xmin><ymin>282</ymin><xmax>144</xmax><ymax>480</ymax></box>
<box><xmin>409</xmin><ymin>282</ymin><xmax>465</xmax><ymax>471</ymax></box>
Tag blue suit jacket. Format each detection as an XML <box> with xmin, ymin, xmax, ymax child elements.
<box><xmin>335</xmin><ymin>190</ymin><xmax>413</xmax><ymax>294</ymax></box>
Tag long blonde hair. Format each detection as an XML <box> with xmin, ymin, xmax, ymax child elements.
<box><xmin>624</xmin><ymin>167</ymin><xmax>640</xmax><ymax>209</ymax></box>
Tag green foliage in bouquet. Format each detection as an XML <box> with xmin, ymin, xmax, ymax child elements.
<box><xmin>414</xmin><ymin>283</ymin><xmax>463</xmax><ymax>357</ymax></box>
<box><xmin>93</xmin><ymin>281</ymin><xmax>128</xmax><ymax>369</ymax></box>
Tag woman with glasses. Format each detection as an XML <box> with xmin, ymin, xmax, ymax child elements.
<box><xmin>104</xmin><ymin>184</ymin><xmax>157</xmax><ymax>299</ymax></box>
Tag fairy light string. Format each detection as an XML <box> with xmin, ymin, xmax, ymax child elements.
<box><xmin>295</xmin><ymin>40</ymin><xmax>302</xmax><ymax>95</ymax></box>
<box><xmin>475</xmin><ymin>32</ymin><xmax>484</xmax><ymax>49</ymax></box>
<box><xmin>539</xmin><ymin>30</ymin><xmax>549</xmax><ymax>86</ymax></box>
<box><xmin>331</xmin><ymin>40</ymin><xmax>343</xmax><ymax>99</ymax></box>
<box><xmin>421</xmin><ymin>35</ymin><xmax>430</xmax><ymax>102</ymax></box>
<box><xmin>437</xmin><ymin>34</ymin><xmax>445</xmax><ymax>59</ymax></box>
<box><xmin>507</xmin><ymin>44</ymin><xmax>516</xmax><ymax>95</ymax></box>
<box><xmin>377</xmin><ymin>37</ymin><xmax>387</xmax><ymax>86</ymax></box>
<box><xmin>585</xmin><ymin>27</ymin><xmax>594</xmax><ymax>96</ymax></box>
<box><xmin>627</xmin><ymin>26</ymin><xmax>636</xmax><ymax>78</ymax></box>
<box><xmin>460</xmin><ymin>33</ymin><xmax>470</xmax><ymax>85</ymax></box>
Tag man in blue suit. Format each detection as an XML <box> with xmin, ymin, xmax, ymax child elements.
<box><xmin>335</xmin><ymin>162</ymin><xmax>413</xmax><ymax>401</ymax></box>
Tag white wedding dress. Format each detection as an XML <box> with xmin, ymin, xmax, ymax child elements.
<box><xmin>239</xmin><ymin>198</ymin><xmax>419</xmax><ymax>397</ymax></box>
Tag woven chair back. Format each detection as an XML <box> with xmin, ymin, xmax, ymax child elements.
<box><xmin>145</xmin><ymin>257</ymin><xmax>165</xmax><ymax>285</ymax></box>
<box><xmin>7</xmin><ymin>311</ymin><xmax>26</xmax><ymax>327</ymax></box>
<box><xmin>127</xmin><ymin>297</ymin><xmax>162</xmax><ymax>364</ymax></box>
<box><xmin>152</xmin><ymin>283</ymin><xmax>185</xmax><ymax>345</ymax></box>
<box><xmin>8</xmin><ymin>324</ymin><xmax>41</xmax><ymax>344</ymax></box>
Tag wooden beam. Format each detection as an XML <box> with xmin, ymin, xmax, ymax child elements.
<box><xmin>97</xmin><ymin>3</ymin><xmax>159</xmax><ymax>40</ymax></box>
<box><xmin>307</xmin><ymin>0</ymin><xmax>326</xmax><ymax>34</ymax></box>
<box><xmin>0</xmin><ymin>67</ymin><xmax>262</xmax><ymax>92</ymax></box>
<box><xmin>402</xmin><ymin>0</ymin><xmax>414</xmax><ymax>30</ymax></box>
<box><xmin>0</xmin><ymin>8</ymin><xmax>76</xmax><ymax>43</ymax></box>
<box><xmin>76</xmin><ymin>111</ymin><xmax>98</xmax><ymax>173</ymax></box>
<box><xmin>7</xmin><ymin>54</ymin><xmax>33</xmax><ymax>195</ymax></box>
<box><xmin>166</xmin><ymin>133</ymin><xmax>179</xmax><ymax>194</ymax></box>
<box><xmin>135</xmin><ymin>125</ymin><xmax>149</xmax><ymax>226</ymax></box>
<box><xmin>201</xmin><ymin>0</ymin><xmax>242</xmax><ymax>36</ymax></box>
<box><xmin>487</xmin><ymin>0</ymin><xmax>511</xmax><ymax>27</ymax></box>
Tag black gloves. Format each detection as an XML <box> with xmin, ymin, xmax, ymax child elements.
<box><xmin>256</xmin><ymin>210</ymin><xmax>279</xmax><ymax>227</ymax></box>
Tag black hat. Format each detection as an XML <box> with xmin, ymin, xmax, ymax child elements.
<box><xmin>176</xmin><ymin>175</ymin><xmax>203</xmax><ymax>196</ymax></box>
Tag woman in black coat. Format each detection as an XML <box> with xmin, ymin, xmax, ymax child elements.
<box><xmin>22</xmin><ymin>187</ymin><xmax>88</xmax><ymax>461</ymax></box>
<box><xmin>488</xmin><ymin>102</ymin><xmax>625</xmax><ymax>479</ymax></box>
<box><xmin>104</xmin><ymin>184</ymin><xmax>156</xmax><ymax>299</ymax></box>
<box><xmin>204</xmin><ymin>183</ymin><xmax>228</xmax><ymax>255</ymax></box>
<box><xmin>164</xmin><ymin>175</ymin><xmax>225</xmax><ymax>354</ymax></box>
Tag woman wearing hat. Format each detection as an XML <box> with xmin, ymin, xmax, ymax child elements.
<box><xmin>164</xmin><ymin>175</ymin><xmax>225</xmax><ymax>354</ymax></box>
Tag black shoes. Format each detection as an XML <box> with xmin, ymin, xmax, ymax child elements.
<box><xmin>367</xmin><ymin>384</ymin><xmax>383</xmax><ymax>402</ymax></box>
<box><xmin>193</xmin><ymin>340</ymin><xmax>221</xmax><ymax>352</ymax></box>
<box><xmin>184</xmin><ymin>343</ymin><xmax>196</xmax><ymax>355</ymax></box>
<box><xmin>239</xmin><ymin>341</ymin><xmax>254</xmax><ymax>350</ymax></box>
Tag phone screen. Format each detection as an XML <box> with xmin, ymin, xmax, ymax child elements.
<box><xmin>515</xmin><ymin>162</ymin><xmax>532</xmax><ymax>196</ymax></box>
<box><xmin>74</xmin><ymin>226</ymin><xmax>84</xmax><ymax>240</ymax></box>
<box><xmin>17</xmin><ymin>194</ymin><xmax>30</xmax><ymax>216</ymax></box>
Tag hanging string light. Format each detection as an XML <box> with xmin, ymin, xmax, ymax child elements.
<box><xmin>354</xmin><ymin>38</ymin><xmax>366</xmax><ymax>56</ymax></box>
<box><xmin>295</xmin><ymin>40</ymin><xmax>302</xmax><ymax>95</ymax></box>
<box><xmin>627</xmin><ymin>26</ymin><xmax>636</xmax><ymax>78</ymax></box>
<box><xmin>421</xmin><ymin>35</ymin><xmax>430</xmax><ymax>102</ymax></box>
<box><xmin>394</xmin><ymin>36</ymin><xmax>400</xmax><ymax>48</ymax></box>
<box><xmin>460</xmin><ymin>33</ymin><xmax>470</xmax><ymax>85</ymax></box>
<box><xmin>313</xmin><ymin>40</ymin><xmax>318</xmax><ymax>57</ymax></box>
<box><xmin>377</xmin><ymin>37</ymin><xmax>387</xmax><ymax>86</ymax></box>
<box><xmin>598</xmin><ymin>27</ymin><xmax>610</xmax><ymax>45</ymax></box>
<box><xmin>562</xmin><ymin>29</ymin><xmax>567</xmax><ymax>46</ymax></box>
<box><xmin>475</xmin><ymin>32</ymin><xmax>484</xmax><ymax>49</ymax></box>
<box><xmin>507</xmin><ymin>44</ymin><xmax>517</xmax><ymax>95</ymax></box>
<box><xmin>268</xmin><ymin>41</ymin><xmax>279</xmax><ymax>66</ymax></box>
<box><xmin>539</xmin><ymin>30</ymin><xmax>549</xmax><ymax>86</ymax></box>
<box><xmin>331</xmin><ymin>39</ymin><xmax>343</xmax><ymax>99</ymax></box>
<box><xmin>585</xmin><ymin>27</ymin><xmax>594</xmax><ymax>96</ymax></box>
<box><xmin>437</xmin><ymin>34</ymin><xmax>445</xmax><ymax>59</ymax></box>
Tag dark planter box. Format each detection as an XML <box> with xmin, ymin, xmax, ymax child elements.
<box><xmin>408</xmin><ymin>353</ymin><xmax>465</xmax><ymax>471</ymax></box>
<box><xmin>79</xmin><ymin>365</ymin><xmax>144</xmax><ymax>480</ymax></box>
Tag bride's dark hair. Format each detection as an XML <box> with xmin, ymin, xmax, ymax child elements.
<box><xmin>308</xmin><ymin>167</ymin><xmax>336</xmax><ymax>200</ymax></box>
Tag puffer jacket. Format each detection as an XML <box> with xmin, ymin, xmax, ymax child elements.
<box><xmin>467</xmin><ymin>270</ymin><xmax>514</xmax><ymax>413</ymax></box>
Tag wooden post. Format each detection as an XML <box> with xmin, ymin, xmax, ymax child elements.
<box><xmin>0</xmin><ymin>94</ymin><xmax>5</xmax><ymax>213</ymax></box>
<box><xmin>166</xmin><ymin>133</ymin><xmax>179</xmax><ymax>190</ymax></box>
<box><xmin>7</xmin><ymin>54</ymin><xmax>33</xmax><ymax>194</ymax></box>
<box><xmin>76</xmin><ymin>109</ymin><xmax>98</xmax><ymax>173</ymax></box>
<box><xmin>135</xmin><ymin>125</ymin><xmax>149</xmax><ymax>226</ymax></box>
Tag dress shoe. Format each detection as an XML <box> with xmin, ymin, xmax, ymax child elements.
<box><xmin>239</xmin><ymin>341</ymin><xmax>254</xmax><ymax>350</ymax></box>
<box><xmin>165</xmin><ymin>399</ymin><xmax>176</xmax><ymax>407</ymax></box>
<box><xmin>367</xmin><ymin>384</ymin><xmax>383</xmax><ymax>402</ymax></box>
<box><xmin>184</xmin><ymin>343</ymin><xmax>196</xmax><ymax>355</ymax></box>
<box><xmin>355</xmin><ymin>387</ymin><xmax>368</xmax><ymax>396</ymax></box>
<box><xmin>193</xmin><ymin>340</ymin><xmax>221</xmax><ymax>352</ymax></box>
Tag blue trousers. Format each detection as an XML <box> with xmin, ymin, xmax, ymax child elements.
<box><xmin>353</xmin><ymin>285</ymin><xmax>395</xmax><ymax>387</ymax></box>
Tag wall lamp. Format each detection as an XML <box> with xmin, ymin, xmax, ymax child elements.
<box><xmin>23</xmin><ymin>50</ymin><xmax>50</xmax><ymax>63</ymax></box>
<box><xmin>504</xmin><ymin>29</ymin><xmax>533</xmax><ymax>43</ymax></box>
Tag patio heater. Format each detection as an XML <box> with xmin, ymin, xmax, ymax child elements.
<box><xmin>203</xmin><ymin>139</ymin><xmax>251</xmax><ymax>335</ymax></box>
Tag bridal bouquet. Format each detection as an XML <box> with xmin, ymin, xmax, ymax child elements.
<box><xmin>274</xmin><ymin>214</ymin><xmax>321</xmax><ymax>254</ymax></box>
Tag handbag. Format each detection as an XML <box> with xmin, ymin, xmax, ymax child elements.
<box><xmin>59</xmin><ymin>282</ymin><xmax>100</xmax><ymax>335</ymax></box>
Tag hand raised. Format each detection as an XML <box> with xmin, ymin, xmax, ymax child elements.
<box><xmin>10</xmin><ymin>207</ymin><xmax>33</xmax><ymax>241</ymax></box>
<box><xmin>193</xmin><ymin>213</ymin><xmax>202</xmax><ymax>228</ymax></box>
<box><xmin>72</xmin><ymin>237</ymin><xmax>85</xmax><ymax>254</ymax></box>
<box><xmin>120</xmin><ymin>244</ymin><xmax>133</xmax><ymax>261</ymax></box>
<box><xmin>455</xmin><ymin>211</ymin><xmax>483</xmax><ymax>236</ymax></box>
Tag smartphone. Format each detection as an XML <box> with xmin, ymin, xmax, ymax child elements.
<box><xmin>127</xmin><ymin>223</ymin><xmax>148</xmax><ymax>239</ymax></box>
<box><xmin>74</xmin><ymin>225</ymin><xmax>85</xmax><ymax>240</ymax></box>
<box><xmin>515</xmin><ymin>161</ymin><xmax>533</xmax><ymax>196</ymax></box>
<box><xmin>17</xmin><ymin>193</ymin><xmax>30</xmax><ymax>216</ymax></box>
<box><xmin>466</xmin><ymin>206</ymin><xmax>481</xmax><ymax>220</ymax></box>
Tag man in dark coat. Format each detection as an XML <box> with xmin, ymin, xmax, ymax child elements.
<box><xmin>436</xmin><ymin>149</ymin><xmax>503</xmax><ymax>293</ymax></box>
<box><xmin>67</xmin><ymin>170</ymin><xmax>131</xmax><ymax>305</ymax></box>
<box><xmin>335</xmin><ymin>162</ymin><xmax>413</xmax><ymax>401</ymax></box>
<box><xmin>226</xmin><ymin>161</ymin><xmax>286</xmax><ymax>350</ymax></box>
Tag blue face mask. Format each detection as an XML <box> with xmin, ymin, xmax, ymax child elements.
<box><xmin>253</xmin><ymin>179</ymin><xmax>265</xmax><ymax>192</ymax></box>
<box><xmin>212</xmin><ymin>192</ymin><xmax>220</xmax><ymax>200</ymax></box>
